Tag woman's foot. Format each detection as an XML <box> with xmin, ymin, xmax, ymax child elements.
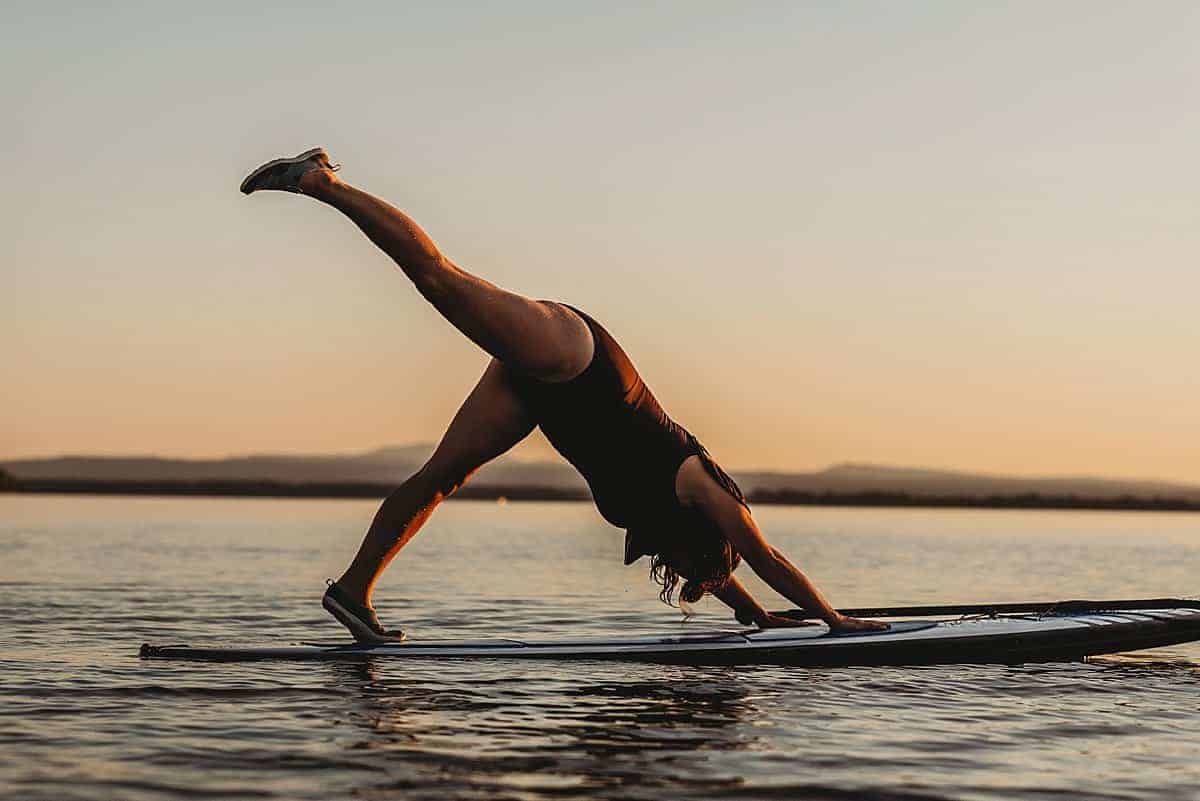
<box><xmin>322</xmin><ymin>580</ymin><xmax>405</xmax><ymax>643</ymax></box>
<box><xmin>240</xmin><ymin>147</ymin><xmax>339</xmax><ymax>195</ymax></box>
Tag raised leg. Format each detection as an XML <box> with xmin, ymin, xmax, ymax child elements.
<box><xmin>336</xmin><ymin>359</ymin><xmax>536</xmax><ymax>606</ymax></box>
<box><xmin>299</xmin><ymin>169</ymin><xmax>594</xmax><ymax>382</ymax></box>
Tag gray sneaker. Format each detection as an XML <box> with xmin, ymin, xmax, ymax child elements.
<box><xmin>322</xmin><ymin>579</ymin><xmax>405</xmax><ymax>643</ymax></box>
<box><xmin>240</xmin><ymin>147</ymin><xmax>339</xmax><ymax>195</ymax></box>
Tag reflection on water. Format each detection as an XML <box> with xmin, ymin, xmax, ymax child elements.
<box><xmin>2</xmin><ymin>495</ymin><xmax>1200</xmax><ymax>800</ymax></box>
<box><xmin>327</xmin><ymin>660</ymin><xmax>761</xmax><ymax>799</ymax></box>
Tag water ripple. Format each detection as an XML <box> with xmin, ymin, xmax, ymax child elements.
<box><xmin>4</xmin><ymin>496</ymin><xmax>1200</xmax><ymax>801</ymax></box>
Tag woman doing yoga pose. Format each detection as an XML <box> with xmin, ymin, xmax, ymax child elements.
<box><xmin>240</xmin><ymin>148</ymin><xmax>887</xmax><ymax>642</ymax></box>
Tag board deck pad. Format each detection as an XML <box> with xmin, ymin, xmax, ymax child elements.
<box><xmin>140</xmin><ymin>607</ymin><xmax>1200</xmax><ymax>667</ymax></box>
<box><xmin>294</xmin><ymin>622</ymin><xmax>938</xmax><ymax>650</ymax></box>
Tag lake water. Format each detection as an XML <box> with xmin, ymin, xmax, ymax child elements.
<box><xmin>2</xmin><ymin>494</ymin><xmax>1199</xmax><ymax>800</ymax></box>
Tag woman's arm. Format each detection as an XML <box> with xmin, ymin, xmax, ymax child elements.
<box><xmin>710</xmin><ymin>574</ymin><xmax>820</xmax><ymax>628</ymax></box>
<box><xmin>676</xmin><ymin>456</ymin><xmax>887</xmax><ymax>632</ymax></box>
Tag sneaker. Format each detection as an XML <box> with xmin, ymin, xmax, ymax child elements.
<box><xmin>322</xmin><ymin>580</ymin><xmax>405</xmax><ymax>643</ymax></box>
<box><xmin>240</xmin><ymin>147</ymin><xmax>339</xmax><ymax>195</ymax></box>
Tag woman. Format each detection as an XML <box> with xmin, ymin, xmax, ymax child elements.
<box><xmin>241</xmin><ymin>148</ymin><xmax>887</xmax><ymax>642</ymax></box>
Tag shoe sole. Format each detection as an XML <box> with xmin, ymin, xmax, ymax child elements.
<box><xmin>240</xmin><ymin>147</ymin><xmax>326</xmax><ymax>194</ymax></box>
<box><xmin>322</xmin><ymin>594</ymin><xmax>405</xmax><ymax>644</ymax></box>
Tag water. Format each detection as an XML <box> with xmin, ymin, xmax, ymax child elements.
<box><xmin>3</xmin><ymin>495</ymin><xmax>1200</xmax><ymax>800</ymax></box>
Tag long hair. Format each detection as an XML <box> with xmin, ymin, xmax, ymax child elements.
<box><xmin>650</xmin><ymin>439</ymin><xmax>748</xmax><ymax>605</ymax></box>
<box><xmin>650</xmin><ymin>535</ymin><xmax>742</xmax><ymax>605</ymax></box>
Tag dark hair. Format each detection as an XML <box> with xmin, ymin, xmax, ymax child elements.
<box><xmin>650</xmin><ymin>531</ymin><xmax>742</xmax><ymax>605</ymax></box>
<box><xmin>650</xmin><ymin>441</ymin><xmax>748</xmax><ymax>605</ymax></box>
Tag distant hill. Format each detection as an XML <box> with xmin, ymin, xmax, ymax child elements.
<box><xmin>5</xmin><ymin>448</ymin><xmax>1200</xmax><ymax>504</ymax></box>
<box><xmin>736</xmin><ymin>463</ymin><xmax>1200</xmax><ymax>503</ymax></box>
<box><xmin>1</xmin><ymin>445</ymin><xmax>587</xmax><ymax>491</ymax></box>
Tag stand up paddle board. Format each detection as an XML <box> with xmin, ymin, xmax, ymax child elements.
<box><xmin>140</xmin><ymin>598</ymin><xmax>1200</xmax><ymax>667</ymax></box>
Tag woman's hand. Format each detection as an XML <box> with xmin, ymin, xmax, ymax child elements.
<box><xmin>828</xmin><ymin>614</ymin><xmax>891</xmax><ymax>633</ymax></box>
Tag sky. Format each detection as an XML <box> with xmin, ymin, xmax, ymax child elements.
<box><xmin>3</xmin><ymin>2</ymin><xmax>1198</xmax><ymax>482</ymax></box>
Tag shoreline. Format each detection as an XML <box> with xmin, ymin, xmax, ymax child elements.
<box><xmin>4</xmin><ymin>479</ymin><xmax>1199</xmax><ymax>512</ymax></box>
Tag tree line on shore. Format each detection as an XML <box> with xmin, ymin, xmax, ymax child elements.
<box><xmin>4</xmin><ymin>474</ymin><xmax>1198</xmax><ymax>512</ymax></box>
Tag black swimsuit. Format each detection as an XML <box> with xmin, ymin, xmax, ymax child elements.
<box><xmin>510</xmin><ymin>306</ymin><xmax>745</xmax><ymax>565</ymax></box>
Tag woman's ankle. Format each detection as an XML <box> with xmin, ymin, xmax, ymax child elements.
<box><xmin>298</xmin><ymin>167</ymin><xmax>341</xmax><ymax>198</ymax></box>
<box><xmin>332</xmin><ymin>574</ymin><xmax>371</xmax><ymax>605</ymax></box>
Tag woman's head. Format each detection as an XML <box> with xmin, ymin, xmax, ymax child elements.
<box><xmin>648</xmin><ymin>507</ymin><xmax>742</xmax><ymax>604</ymax></box>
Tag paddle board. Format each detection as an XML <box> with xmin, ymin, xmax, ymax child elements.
<box><xmin>140</xmin><ymin>603</ymin><xmax>1200</xmax><ymax>667</ymax></box>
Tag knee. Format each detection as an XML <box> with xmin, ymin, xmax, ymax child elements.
<box><xmin>408</xmin><ymin>257</ymin><xmax>456</xmax><ymax>303</ymax></box>
<box><xmin>411</xmin><ymin>459</ymin><xmax>472</xmax><ymax>499</ymax></box>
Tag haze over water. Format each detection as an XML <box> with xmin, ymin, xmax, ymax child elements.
<box><xmin>6</xmin><ymin>3</ymin><xmax>1200</xmax><ymax>482</ymax></box>
<box><xmin>4</xmin><ymin>495</ymin><xmax>1200</xmax><ymax>800</ymax></box>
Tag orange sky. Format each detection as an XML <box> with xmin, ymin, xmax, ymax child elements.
<box><xmin>4</xmin><ymin>4</ymin><xmax>1198</xmax><ymax>482</ymax></box>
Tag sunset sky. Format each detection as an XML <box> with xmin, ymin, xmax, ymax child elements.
<box><xmin>5</xmin><ymin>3</ymin><xmax>1198</xmax><ymax>482</ymax></box>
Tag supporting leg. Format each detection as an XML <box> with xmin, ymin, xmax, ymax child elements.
<box><xmin>299</xmin><ymin>169</ymin><xmax>593</xmax><ymax>382</ymax></box>
<box><xmin>336</xmin><ymin>359</ymin><xmax>536</xmax><ymax>605</ymax></box>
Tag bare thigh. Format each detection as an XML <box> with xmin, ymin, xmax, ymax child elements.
<box><xmin>428</xmin><ymin>274</ymin><xmax>595</xmax><ymax>383</ymax></box>
<box><xmin>311</xmin><ymin>180</ymin><xmax>595</xmax><ymax>382</ymax></box>
<box><xmin>423</xmin><ymin>358</ymin><xmax>538</xmax><ymax>491</ymax></box>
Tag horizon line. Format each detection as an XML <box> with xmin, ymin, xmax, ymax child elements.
<box><xmin>2</xmin><ymin>446</ymin><xmax>1198</xmax><ymax>490</ymax></box>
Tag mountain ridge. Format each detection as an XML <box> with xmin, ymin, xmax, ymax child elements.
<box><xmin>5</xmin><ymin>448</ymin><xmax>1199</xmax><ymax>502</ymax></box>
